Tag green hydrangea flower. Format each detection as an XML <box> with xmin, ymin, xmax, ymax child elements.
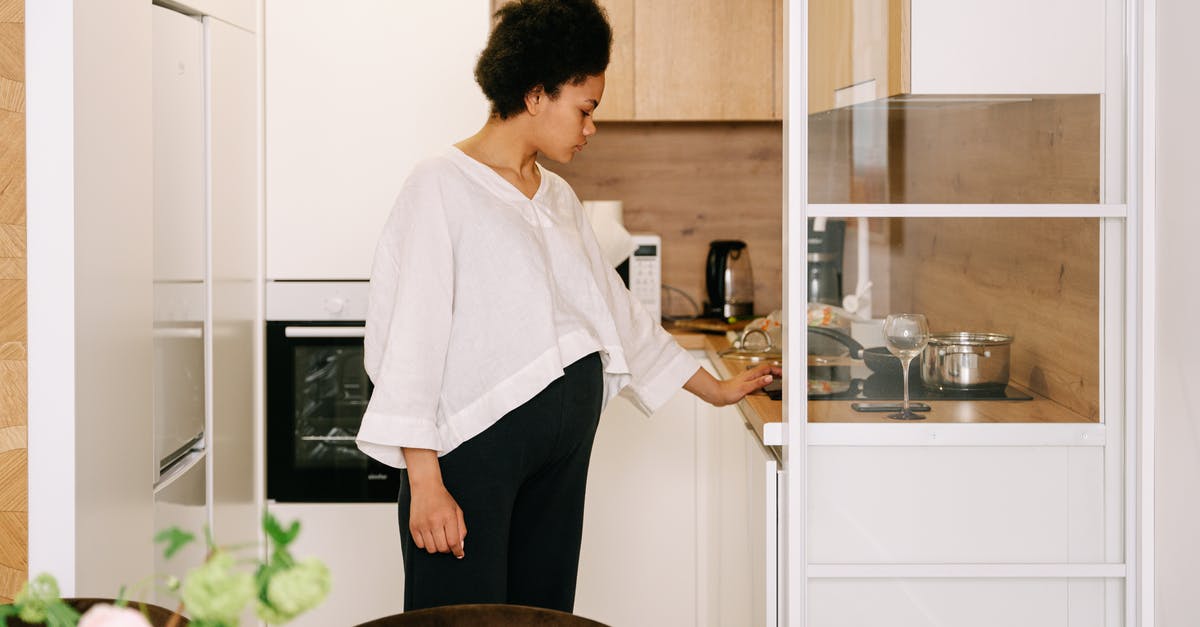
<box><xmin>14</xmin><ymin>573</ymin><xmax>60</xmax><ymax>623</ymax></box>
<box><xmin>256</xmin><ymin>559</ymin><xmax>331</xmax><ymax>624</ymax></box>
<box><xmin>181</xmin><ymin>552</ymin><xmax>256</xmax><ymax>626</ymax></box>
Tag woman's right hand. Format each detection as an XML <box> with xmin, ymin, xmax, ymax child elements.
<box><xmin>402</xmin><ymin>448</ymin><xmax>467</xmax><ymax>559</ymax></box>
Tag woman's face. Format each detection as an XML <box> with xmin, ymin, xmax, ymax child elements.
<box><xmin>531</xmin><ymin>73</ymin><xmax>605</xmax><ymax>164</ymax></box>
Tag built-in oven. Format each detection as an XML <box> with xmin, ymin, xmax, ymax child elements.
<box><xmin>266</xmin><ymin>282</ymin><xmax>399</xmax><ymax>502</ymax></box>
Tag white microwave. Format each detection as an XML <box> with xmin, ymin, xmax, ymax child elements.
<box><xmin>618</xmin><ymin>234</ymin><xmax>662</xmax><ymax>322</ymax></box>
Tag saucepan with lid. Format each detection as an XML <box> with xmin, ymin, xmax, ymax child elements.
<box><xmin>920</xmin><ymin>332</ymin><xmax>1013</xmax><ymax>391</ymax></box>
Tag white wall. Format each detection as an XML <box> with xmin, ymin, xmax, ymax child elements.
<box><xmin>28</xmin><ymin>0</ymin><xmax>156</xmax><ymax>595</ymax></box>
<box><xmin>1153</xmin><ymin>0</ymin><xmax>1200</xmax><ymax>623</ymax></box>
<box><xmin>910</xmin><ymin>0</ymin><xmax>1105</xmax><ymax>94</ymax></box>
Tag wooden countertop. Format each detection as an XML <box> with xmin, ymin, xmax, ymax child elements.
<box><xmin>669</xmin><ymin>328</ymin><xmax>785</xmax><ymax>449</ymax></box>
<box><xmin>668</xmin><ymin>325</ymin><xmax>1096</xmax><ymax>451</ymax></box>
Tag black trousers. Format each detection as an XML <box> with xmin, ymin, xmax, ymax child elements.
<box><xmin>397</xmin><ymin>352</ymin><xmax>604</xmax><ymax>612</ymax></box>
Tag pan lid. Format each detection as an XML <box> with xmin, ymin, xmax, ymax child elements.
<box><xmin>929</xmin><ymin>332</ymin><xmax>1013</xmax><ymax>346</ymax></box>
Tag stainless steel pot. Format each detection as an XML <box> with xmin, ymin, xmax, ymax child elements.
<box><xmin>920</xmin><ymin>332</ymin><xmax>1013</xmax><ymax>390</ymax></box>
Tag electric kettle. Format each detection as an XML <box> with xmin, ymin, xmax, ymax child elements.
<box><xmin>704</xmin><ymin>240</ymin><xmax>754</xmax><ymax>320</ymax></box>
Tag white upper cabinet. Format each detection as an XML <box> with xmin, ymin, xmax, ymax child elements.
<box><xmin>152</xmin><ymin>7</ymin><xmax>205</xmax><ymax>282</ymax></box>
<box><xmin>266</xmin><ymin>1</ymin><xmax>490</xmax><ymax>280</ymax></box>
<box><xmin>910</xmin><ymin>0</ymin><xmax>1106</xmax><ymax>94</ymax></box>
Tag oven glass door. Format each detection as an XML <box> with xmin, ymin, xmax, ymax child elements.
<box><xmin>267</xmin><ymin>321</ymin><xmax>399</xmax><ymax>502</ymax></box>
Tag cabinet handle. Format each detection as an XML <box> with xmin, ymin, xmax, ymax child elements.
<box><xmin>284</xmin><ymin>326</ymin><xmax>366</xmax><ymax>338</ymax></box>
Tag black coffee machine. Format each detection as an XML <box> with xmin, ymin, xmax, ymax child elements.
<box><xmin>705</xmin><ymin>240</ymin><xmax>754</xmax><ymax>321</ymax></box>
<box><xmin>808</xmin><ymin>218</ymin><xmax>845</xmax><ymax>306</ymax></box>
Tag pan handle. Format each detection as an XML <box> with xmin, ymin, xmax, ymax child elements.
<box><xmin>807</xmin><ymin>326</ymin><xmax>866</xmax><ymax>359</ymax></box>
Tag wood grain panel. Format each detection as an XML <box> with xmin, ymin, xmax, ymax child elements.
<box><xmin>808</xmin><ymin>94</ymin><xmax>1101</xmax><ymax>417</ymax></box>
<box><xmin>0</xmin><ymin>564</ymin><xmax>21</xmax><ymax>604</ymax></box>
<box><xmin>0</xmin><ymin>5</ymin><xmax>23</xmax><ymax>602</ymax></box>
<box><xmin>773</xmin><ymin>0</ymin><xmax>783</xmax><ymax>119</ymax></box>
<box><xmin>898</xmin><ymin>96</ymin><xmax>1100</xmax><ymax>203</ymax></box>
<box><xmin>809</xmin><ymin>95</ymin><xmax>1100</xmax><ymax>204</ymax></box>
<box><xmin>0</xmin><ymin>223</ymin><xmax>20</xmax><ymax>256</ymax></box>
<box><xmin>0</xmin><ymin>111</ymin><xmax>23</xmax><ymax>224</ymax></box>
<box><xmin>890</xmin><ymin>218</ymin><xmax>1100</xmax><ymax>421</ymax></box>
<box><xmin>0</xmin><ymin>0</ymin><xmax>20</xmax><ymax>23</ymax></box>
<box><xmin>809</xmin><ymin>0</ymin><xmax>907</xmax><ymax>114</ymax></box>
<box><xmin>0</xmin><ymin>258</ymin><xmax>18</xmax><ymax>281</ymax></box>
<box><xmin>0</xmin><ymin>361</ymin><xmax>23</xmax><ymax>428</ymax></box>
<box><xmin>0</xmin><ymin>511</ymin><xmax>26</xmax><ymax>575</ymax></box>
<box><xmin>887</xmin><ymin>0</ymin><xmax>910</xmax><ymax>96</ymax></box>
<box><xmin>0</xmin><ymin>425</ymin><xmax>23</xmax><ymax>452</ymax></box>
<box><xmin>0</xmin><ymin>449</ymin><xmax>24</xmax><ymax>511</ymax></box>
<box><xmin>551</xmin><ymin>121</ymin><xmax>783</xmax><ymax>315</ymax></box>
<box><xmin>0</xmin><ymin>280</ymin><xmax>23</xmax><ymax>349</ymax></box>
<box><xmin>634</xmin><ymin>0</ymin><xmax>775</xmax><ymax>120</ymax></box>
<box><xmin>595</xmin><ymin>0</ymin><xmax>633</xmax><ymax>121</ymax></box>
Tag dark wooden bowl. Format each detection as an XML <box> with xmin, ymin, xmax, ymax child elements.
<box><xmin>4</xmin><ymin>598</ymin><xmax>187</xmax><ymax>626</ymax></box>
<box><xmin>355</xmin><ymin>603</ymin><xmax>609</xmax><ymax>627</ymax></box>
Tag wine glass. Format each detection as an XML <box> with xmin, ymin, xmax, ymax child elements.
<box><xmin>883</xmin><ymin>313</ymin><xmax>930</xmax><ymax>420</ymax></box>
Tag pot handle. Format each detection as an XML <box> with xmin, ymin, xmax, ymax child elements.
<box><xmin>938</xmin><ymin>345</ymin><xmax>993</xmax><ymax>358</ymax></box>
<box><xmin>807</xmin><ymin>326</ymin><xmax>866</xmax><ymax>359</ymax></box>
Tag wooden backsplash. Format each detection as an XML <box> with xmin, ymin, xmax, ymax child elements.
<box><xmin>557</xmin><ymin>97</ymin><xmax>1101</xmax><ymax>420</ymax></box>
<box><xmin>889</xmin><ymin>218</ymin><xmax>1100</xmax><ymax>420</ymax></box>
<box><xmin>551</xmin><ymin>121</ymin><xmax>784</xmax><ymax>315</ymax></box>
<box><xmin>809</xmin><ymin>94</ymin><xmax>1103</xmax><ymax>420</ymax></box>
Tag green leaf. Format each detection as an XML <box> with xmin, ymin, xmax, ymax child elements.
<box><xmin>155</xmin><ymin>526</ymin><xmax>197</xmax><ymax>559</ymax></box>
<box><xmin>44</xmin><ymin>601</ymin><xmax>81</xmax><ymax>627</ymax></box>
<box><xmin>262</xmin><ymin>513</ymin><xmax>301</xmax><ymax>548</ymax></box>
<box><xmin>0</xmin><ymin>605</ymin><xmax>17</xmax><ymax>620</ymax></box>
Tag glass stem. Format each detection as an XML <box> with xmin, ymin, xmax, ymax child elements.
<box><xmin>901</xmin><ymin>357</ymin><xmax>912</xmax><ymax>413</ymax></box>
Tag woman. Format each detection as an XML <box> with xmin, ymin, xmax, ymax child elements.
<box><xmin>355</xmin><ymin>0</ymin><xmax>777</xmax><ymax>613</ymax></box>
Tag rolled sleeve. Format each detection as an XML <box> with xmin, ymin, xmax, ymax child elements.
<box><xmin>356</xmin><ymin>169</ymin><xmax>455</xmax><ymax>469</ymax></box>
<box><xmin>575</xmin><ymin>204</ymin><xmax>701</xmax><ymax>415</ymax></box>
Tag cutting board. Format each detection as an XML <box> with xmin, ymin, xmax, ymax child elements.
<box><xmin>668</xmin><ymin>317</ymin><xmax>752</xmax><ymax>334</ymax></box>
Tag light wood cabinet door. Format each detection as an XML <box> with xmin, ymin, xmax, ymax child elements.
<box><xmin>808</xmin><ymin>0</ymin><xmax>909</xmax><ymax>114</ymax></box>
<box><xmin>595</xmin><ymin>0</ymin><xmax>634</xmax><ymax>120</ymax></box>
<box><xmin>491</xmin><ymin>0</ymin><xmax>779</xmax><ymax>121</ymax></box>
<box><xmin>635</xmin><ymin>0</ymin><xmax>777</xmax><ymax>120</ymax></box>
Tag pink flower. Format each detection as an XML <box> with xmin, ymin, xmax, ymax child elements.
<box><xmin>77</xmin><ymin>604</ymin><xmax>154</xmax><ymax>627</ymax></box>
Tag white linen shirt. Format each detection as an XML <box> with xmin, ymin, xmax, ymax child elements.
<box><xmin>355</xmin><ymin>147</ymin><xmax>701</xmax><ymax>469</ymax></box>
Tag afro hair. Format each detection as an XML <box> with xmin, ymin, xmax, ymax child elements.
<box><xmin>475</xmin><ymin>0</ymin><xmax>613</xmax><ymax>119</ymax></box>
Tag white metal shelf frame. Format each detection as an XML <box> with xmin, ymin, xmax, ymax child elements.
<box><xmin>806</xmin><ymin>203</ymin><xmax>1127</xmax><ymax>219</ymax></box>
<box><xmin>784</xmin><ymin>0</ymin><xmax>1148</xmax><ymax>625</ymax></box>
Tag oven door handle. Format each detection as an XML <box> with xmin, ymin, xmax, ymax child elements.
<box><xmin>284</xmin><ymin>326</ymin><xmax>366</xmax><ymax>338</ymax></box>
<box><xmin>300</xmin><ymin>435</ymin><xmax>358</xmax><ymax>442</ymax></box>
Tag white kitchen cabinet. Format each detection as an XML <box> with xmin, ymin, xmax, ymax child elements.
<box><xmin>702</xmin><ymin>403</ymin><xmax>778</xmax><ymax>627</ymax></box>
<box><xmin>266</xmin><ymin>503</ymin><xmax>405</xmax><ymax>627</ymax></box>
<box><xmin>265</xmin><ymin>1</ymin><xmax>490</xmax><ymax>280</ymax></box>
<box><xmin>152</xmin><ymin>7</ymin><xmax>205</xmax><ymax>283</ymax></box>
<box><xmin>910</xmin><ymin>0</ymin><xmax>1106</xmax><ymax>94</ymax></box>
<box><xmin>575</xmin><ymin>388</ymin><xmax>701</xmax><ymax>625</ymax></box>
<box><xmin>808</xmin><ymin>446</ymin><xmax>1105</xmax><ymax>564</ymax></box>
<box><xmin>206</xmin><ymin>14</ymin><xmax>260</xmax><ymax>547</ymax></box>
<box><xmin>808</xmin><ymin>578</ymin><xmax>1112</xmax><ymax>627</ymax></box>
<box><xmin>154</xmin><ymin>453</ymin><xmax>209</xmax><ymax>609</ymax></box>
<box><xmin>575</xmin><ymin>356</ymin><xmax>776</xmax><ymax>626</ymax></box>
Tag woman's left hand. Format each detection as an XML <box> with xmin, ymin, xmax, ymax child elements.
<box><xmin>684</xmin><ymin>363</ymin><xmax>781</xmax><ymax>407</ymax></box>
